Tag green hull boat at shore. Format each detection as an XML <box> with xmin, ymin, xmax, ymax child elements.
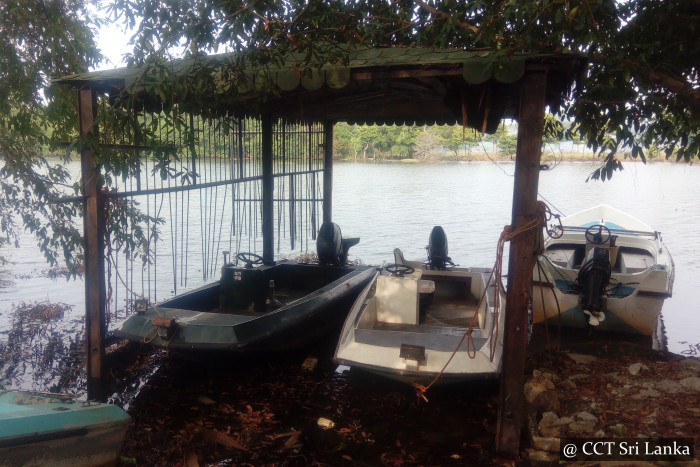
<box><xmin>0</xmin><ymin>390</ymin><xmax>130</xmax><ymax>467</ymax></box>
<box><xmin>116</xmin><ymin>223</ymin><xmax>376</xmax><ymax>352</ymax></box>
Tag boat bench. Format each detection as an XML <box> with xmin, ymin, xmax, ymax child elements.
<box><xmin>356</xmin><ymin>322</ymin><xmax>485</xmax><ymax>351</ymax></box>
<box><xmin>374</xmin><ymin>275</ymin><xmax>434</xmax><ymax>325</ymax></box>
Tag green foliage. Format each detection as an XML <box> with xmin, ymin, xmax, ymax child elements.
<box><xmin>1</xmin><ymin>0</ymin><xmax>103</xmax><ymax>273</ymax></box>
<box><xmin>103</xmin><ymin>0</ymin><xmax>698</xmax><ymax>178</ymax></box>
<box><xmin>3</xmin><ymin>0</ymin><xmax>699</xmax><ymax>271</ymax></box>
<box><xmin>334</xmin><ymin>123</ymin><xmax>485</xmax><ymax>160</ymax></box>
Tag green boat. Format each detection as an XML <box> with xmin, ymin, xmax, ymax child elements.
<box><xmin>0</xmin><ymin>390</ymin><xmax>130</xmax><ymax>467</ymax></box>
<box><xmin>115</xmin><ymin>222</ymin><xmax>376</xmax><ymax>352</ymax></box>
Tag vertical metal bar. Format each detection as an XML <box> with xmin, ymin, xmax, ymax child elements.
<box><xmin>262</xmin><ymin>114</ymin><xmax>274</xmax><ymax>264</ymax></box>
<box><xmin>78</xmin><ymin>86</ymin><xmax>106</xmax><ymax>401</ymax></box>
<box><xmin>323</xmin><ymin>121</ymin><xmax>333</xmax><ymax>224</ymax></box>
<box><xmin>190</xmin><ymin>113</ymin><xmax>198</xmax><ymax>185</ymax></box>
<box><xmin>496</xmin><ymin>67</ymin><xmax>548</xmax><ymax>456</ymax></box>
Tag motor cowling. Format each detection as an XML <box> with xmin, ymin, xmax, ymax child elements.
<box><xmin>577</xmin><ymin>247</ymin><xmax>612</xmax><ymax>313</ymax></box>
<box><xmin>427</xmin><ymin>226</ymin><xmax>451</xmax><ymax>270</ymax></box>
<box><xmin>317</xmin><ymin>222</ymin><xmax>359</xmax><ymax>266</ymax></box>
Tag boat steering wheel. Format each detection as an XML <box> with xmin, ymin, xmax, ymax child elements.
<box><xmin>585</xmin><ymin>225</ymin><xmax>611</xmax><ymax>245</ymax></box>
<box><xmin>385</xmin><ymin>263</ymin><xmax>415</xmax><ymax>276</ymax></box>
<box><xmin>237</xmin><ymin>252</ymin><xmax>263</xmax><ymax>268</ymax></box>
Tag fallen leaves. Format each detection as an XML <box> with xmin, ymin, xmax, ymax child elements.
<box><xmin>200</xmin><ymin>428</ymin><xmax>248</xmax><ymax>451</ymax></box>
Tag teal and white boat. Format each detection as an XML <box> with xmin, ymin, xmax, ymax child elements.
<box><xmin>532</xmin><ymin>204</ymin><xmax>674</xmax><ymax>336</ymax></box>
<box><xmin>0</xmin><ymin>390</ymin><xmax>130</xmax><ymax>467</ymax></box>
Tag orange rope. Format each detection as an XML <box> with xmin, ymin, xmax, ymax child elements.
<box><xmin>413</xmin><ymin>201</ymin><xmax>555</xmax><ymax>401</ymax></box>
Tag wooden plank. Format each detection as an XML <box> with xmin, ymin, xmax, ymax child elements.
<box><xmin>261</xmin><ymin>114</ymin><xmax>274</xmax><ymax>264</ymax></box>
<box><xmin>496</xmin><ymin>68</ymin><xmax>548</xmax><ymax>456</ymax></box>
<box><xmin>78</xmin><ymin>86</ymin><xmax>106</xmax><ymax>401</ymax></box>
<box><xmin>323</xmin><ymin>121</ymin><xmax>333</xmax><ymax>223</ymax></box>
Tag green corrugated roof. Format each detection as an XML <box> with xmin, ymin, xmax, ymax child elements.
<box><xmin>54</xmin><ymin>46</ymin><xmax>584</xmax><ymax>129</ymax></box>
<box><xmin>55</xmin><ymin>47</ymin><xmax>533</xmax><ymax>91</ymax></box>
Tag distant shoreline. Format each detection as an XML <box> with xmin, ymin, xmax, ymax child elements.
<box><xmin>333</xmin><ymin>153</ymin><xmax>691</xmax><ymax>164</ymax></box>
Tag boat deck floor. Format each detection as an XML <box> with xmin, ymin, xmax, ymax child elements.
<box><xmin>421</xmin><ymin>303</ymin><xmax>479</xmax><ymax>327</ymax></box>
<box><xmin>419</xmin><ymin>294</ymin><xmax>480</xmax><ymax>328</ymax></box>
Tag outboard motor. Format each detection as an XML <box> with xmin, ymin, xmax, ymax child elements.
<box><xmin>576</xmin><ymin>247</ymin><xmax>612</xmax><ymax>325</ymax></box>
<box><xmin>316</xmin><ymin>222</ymin><xmax>360</xmax><ymax>266</ymax></box>
<box><xmin>427</xmin><ymin>226</ymin><xmax>452</xmax><ymax>270</ymax></box>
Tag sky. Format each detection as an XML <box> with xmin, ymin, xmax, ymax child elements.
<box><xmin>93</xmin><ymin>17</ymin><xmax>132</xmax><ymax>70</ymax></box>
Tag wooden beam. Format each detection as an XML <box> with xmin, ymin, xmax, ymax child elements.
<box><xmin>78</xmin><ymin>86</ymin><xmax>106</xmax><ymax>401</ymax></box>
<box><xmin>496</xmin><ymin>67</ymin><xmax>548</xmax><ymax>456</ymax></box>
<box><xmin>261</xmin><ymin>114</ymin><xmax>274</xmax><ymax>264</ymax></box>
<box><xmin>351</xmin><ymin>68</ymin><xmax>463</xmax><ymax>80</ymax></box>
<box><xmin>323</xmin><ymin>121</ymin><xmax>333</xmax><ymax>224</ymax></box>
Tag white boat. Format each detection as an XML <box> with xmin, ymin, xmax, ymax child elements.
<box><xmin>334</xmin><ymin>227</ymin><xmax>505</xmax><ymax>387</ymax></box>
<box><xmin>532</xmin><ymin>204</ymin><xmax>674</xmax><ymax>336</ymax></box>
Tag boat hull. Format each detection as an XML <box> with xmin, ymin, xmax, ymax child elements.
<box><xmin>335</xmin><ymin>265</ymin><xmax>504</xmax><ymax>386</ymax></box>
<box><xmin>531</xmin><ymin>279</ymin><xmax>668</xmax><ymax>335</ymax></box>
<box><xmin>115</xmin><ymin>262</ymin><xmax>376</xmax><ymax>351</ymax></box>
<box><xmin>0</xmin><ymin>391</ymin><xmax>129</xmax><ymax>467</ymax></box>
<box><xmin>532</xmin><ymin>204</ymin><xmax>673</xmax><ymax>336</ymax></box>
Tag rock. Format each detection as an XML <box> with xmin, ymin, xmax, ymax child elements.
<box><xmin>680</xmin><ymin>376</ymin><xmax>700</xmax><ymax>392</ymax></box>
<box><xmin>567</xmin><ymin>353</ymin><xmax>598</xmax><ymax>364</ymax></box>
<box><xmin>569</xmin><ymin>420</ymin><xmax>597</xmax><ymax>434</ymax></box>
<box><xmin>540</xmin><ymin>371</ymin><xmax>558</xmax><ymax>382</ymax></box>
<box><xmin>656</xmin><ymin>379</ymin><xmax>683</xmax><ymax>393</ymax></box>
<box><xmin>594</xmin><ymin>429</ymin><xmax>606</xmax><ymax>438</ymax></box>
<box><xmin>302</xmin><ymin>357</ymin><xmax>318</xmax><ymax>372</ymax></box>
<box><xmin>197</xmin><ymin>395</ymin><xmax>216</xmax><ymax>405</ymax></box>
<box><xmin>576</xmin><ymin>411</ymin><xmax>599</xmax><ymax>423</ymax></box>
<box><xmin>526</xmin><ymin>449</ymin><xmax>560</xmax><ymax>462</ymax></box>
<box><xmin>317</xmin><ymin>417</ymin><xmax>335</xmax><ymax>429</ymax></box>
<box><xmin>532</xmin><ymin>436</ymin><xmax>560</xmax><ymax>452</ymax></box>
<box><xmin>679</xmin><ymin>358</ymin><xmax>700</xmax><ymax>372</ymax></box>
<box><xmin>532</xmin><ymin>390</ymin><xmax>560</xmax><ymax>413</ymax></box>
<box><xmin>633</xmin><ymin>388</ymin><xmax>661</xmax><ymax>399</ymax></box>
<box><xmin>628</xmin><ymin>362</ymin><xmax>648</xmax><ymax>375</ymax></box>
<box><xmin>525</xmin><ymin>375</ymin><xmax>556</xmax><ymax>404</ymax></box>
<box><xmin>538</xmin><ymin>412</ymin><xmax>572</xmax><ymax>438</ymax></box>
<box><xmin>559</xmin><ymin>378</ymin><xmax>577</xmax><ymax>391</ymax></box>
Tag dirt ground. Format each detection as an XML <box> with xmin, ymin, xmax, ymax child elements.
<box><xmin>109</xmin><ymin>337</ymin><xmax>505</xmax><ymax>467</ymax></box>
<box><xmin>107</xmin><ymin>331</ymin><xmax>700</xmax><ymax>467</ymax></box>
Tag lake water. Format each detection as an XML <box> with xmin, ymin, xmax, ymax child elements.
<box><xmin>1</xmin><ymin>160</ymin><xmax>699</xmax><ymax>389</ymax></box>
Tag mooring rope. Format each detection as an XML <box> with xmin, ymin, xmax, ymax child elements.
<box><xmin>413</xmin><ymin>201</ymin><xmax>560</xmax><ymax>401</ymax></box>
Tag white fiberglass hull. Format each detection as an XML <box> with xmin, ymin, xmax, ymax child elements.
<box><xmin>334</xmin><ymin>263</ymin><xmax>505</xmax><ymax>386</ymax></box>
<box><xmin>532</xmin><ymin>204</ymin><xmax>674</xmax><ymax>336</ymax></box>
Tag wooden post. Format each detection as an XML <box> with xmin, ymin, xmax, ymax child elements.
<box><xmin>78</xmin><ymin>86</ymin><xmax>106</xmax><ymax>401</ymax></box>
<box><xmin>323</xmin><ymin>121</ymin><xmax>333</xmax><ymax>224</ymax></box>
<box><xmin>261</xmin><ymin>114</ymin><xmax>274</xmax><ymax>264</ymax></box>
<box><xmin>496</xmin><ymin>67</ymin><xmax>548</xmax><ymax>456</ymax></box>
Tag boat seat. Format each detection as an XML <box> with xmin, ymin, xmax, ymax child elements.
<box><xmin>618</xmin><ymin>250</ymin><xmax>653</xmax><ymax>274</ymax></box>
<box><xmin>545</xmin><ymin>247</ymin><xmax>578</xmax><ymax>268</ymax></box>
<box><xmin>219</xmin><ymin>266</ymin><xmax>268</xmax><ymax>312</ymax></box>
<box><xmin>418</xmin><ymin>279</ymin><xmax>435</xmax><ymax>294</ymax></box>
<box><xmin>375</xmin><ymin>275</ymin><xmax>420</xmax><ymax>325</ymax></box>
